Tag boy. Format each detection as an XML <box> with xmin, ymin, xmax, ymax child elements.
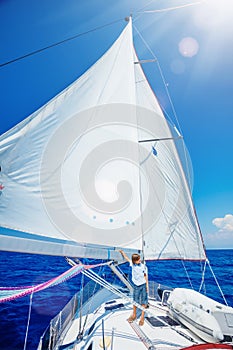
<box><xmin>119</xmin><ymin>250</ymin><xmax>148</xmax><ymax>326</ymax></box>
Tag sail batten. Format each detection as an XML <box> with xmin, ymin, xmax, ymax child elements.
<box><xmin>0</xmin><ymin>20</ymin><xmax>206</xmax><ymax>260</ymax></box>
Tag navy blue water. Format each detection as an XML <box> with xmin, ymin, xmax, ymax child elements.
<box><xmin>0</xmin><ymin>249</ymin><xmax>232</xmax><ymax>350</ymax></box>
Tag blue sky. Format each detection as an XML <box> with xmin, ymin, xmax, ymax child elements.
<box><xmin>0</xmin><ymin>0</ymin><xmax>233</xmax><ymax>249</ymax></box>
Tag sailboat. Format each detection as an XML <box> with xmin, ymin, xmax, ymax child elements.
<box><xmin>0</xmin><ymin>15</ymin><xmax>233</xmax><ymax>350</ymax></box>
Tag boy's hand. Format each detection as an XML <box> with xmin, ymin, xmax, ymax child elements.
<box><xmin>119</xmin><ymin>250</ymin><xmax>124</xmax><ymax>256</ymax></box>
<box><xmin>118</xmin><ymin>250</ymin><xmax>130</xmax><ymax>262</ymax></box>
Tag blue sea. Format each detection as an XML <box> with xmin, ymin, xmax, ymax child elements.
<box><xmin>0</xmin><ymin>249</ymin><xmax>232</xmax><ymax>350</ymax></box>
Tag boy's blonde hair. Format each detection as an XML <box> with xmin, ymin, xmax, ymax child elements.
<box><xmin>131</xmin><ymin>253</ymin><xmax>140</xmax><ymax>264</ymax></box>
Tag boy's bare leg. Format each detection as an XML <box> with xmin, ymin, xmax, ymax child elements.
<box><xmin>139</xmin><ymin>304</ymin><xmax>146</xmax><ymax>325</ymax></box>
<box><xmin>128</xmin><ymin>305</ymin><xmax>137</xmax><ymax>322</ymax></box>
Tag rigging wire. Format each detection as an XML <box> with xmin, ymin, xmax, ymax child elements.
<box><xmin>133</xmin><ymin>22</ymin><xmax>207</xmax><ymax>282</ymax></box>
<box><xmin>133</xmin><ymin>20</ymin><xmax>198</xmax><ymax>206</ymax></box>
<box><xmin>115</xmin><ymin>263</ymin><xmax>132</xmax><ymax>286</ymax></box>
<box><xmin>80</xmin><ymin>260</ymin><xmax>107</xmax><ymax>337</ymax></box>
<box><xmin>137</xmin><ymin>127</ymin><xmax>198</xmax><ymax>273</ymax></box>
<box><xmin>137</xmin><ymin>1</ymin><xmax>204</xmax><ymax>13</ymax></box>
<box><xmin>0</xmin><ymin>18</ymin><xmax>123</xmax><ymax>68</ymax></box>
<box><xmin>78</xmin><ymin>272</ymin><xmax>85</xmax><ymax>338</ymax></box>
<box><xmin>133</xmin><ymin>5</ymin><xmax>204</xmax><ymax>194</ymax></box>
<box><xmin>138</xmin><ymin>135</ymin><xmax>193</xmax><ymax>268</ymax></box>
<box><xmin>133</xmin><ymin>24</ymin><xmax>182</xmax><ymax>134</ymax></box>
<box><xmin>136</xmin><ymin>114</ymin><xmax>146</xmax><ymax>259</ymax></box>
<box><xmin>180</xmin><ymin>260</ymin><xmax>194</xmax><ymax>289</ymax></box>
<box><xmin>199</xmin><ymin>259</ymin><xmax>207</xmax><ymax>293</ymax></box>
<box><xmin>2</xmin><ymin>4</ymin><xmax>224</xmax><ymax>305</ymax></box>
<box><xmin>23</xmin><ymin>292</ymin><xmax>33</xmax><ymax>350</ymax></box>
<box><xmin>133</xmin><ymin>0</ymin><xmax>204</xmax><ymax>22</ymax></box>
<box><xmin>0</xmin><ymin>2</ymin><xmax>205</xmax><ymax>69</ymax></box>
<box><xmin>207</xmin><ymin>259</ymin><xmax>228</xmax><ymax>306</ymax></box>
<box><xmin>82</xmin><ymin>267</ymin><xmax>197</xmax><ymax>344</ymax></box>
<box><xmin>133</xmin><ymin>21</ymin><xmax>193</xmax><ymax>191</ymax></box>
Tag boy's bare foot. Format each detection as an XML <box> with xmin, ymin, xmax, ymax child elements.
<box><xmin>128</xmin><ymin>315</ymin><xmax>136</xmax><ymax>323</ymax></box>
<box><xmin>139</xmin><ymin>319</ymin><xmax>144</xmax><ymax>326</ymax></box>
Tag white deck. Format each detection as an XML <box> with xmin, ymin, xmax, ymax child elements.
<box><xmin>60</xmin><ymin>292</ymin><xmax>202</xmax><ymax>350</ymax></box>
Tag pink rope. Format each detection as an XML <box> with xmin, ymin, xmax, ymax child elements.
<box><xmin>0</xmin><ymin>262</ymin><xmax>105</xmax><ymax>303</ymax></box>
<box><xmin>0</xmin><ymin>286</ymin><xmax>31</xmax><ymax>290</ymax></box>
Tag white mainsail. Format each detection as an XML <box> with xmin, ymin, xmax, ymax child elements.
<box><xmin>0</xmin><ymin>19</ymin><xmax>206</xmax><ymax>260</ymax></box>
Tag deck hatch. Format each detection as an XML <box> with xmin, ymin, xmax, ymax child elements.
<box><xmin>146</xmin><ymin>315</ymin><xmax>180</xmax><ymax>327</ymax></box>
<box><xmin>105</xmin><ymin>303</ymin><xmax>124</xmax><ymax>311</ymax></box>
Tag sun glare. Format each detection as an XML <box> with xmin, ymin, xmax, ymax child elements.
<box><xmin>194</xmin><ymin>0</ymin><xmax>233</xmax><ymax>30</ymax></box>
<box><xmin>175</xmin><ymin>0</ymin><xmax>232</xmax><ymax>63</ymax></box>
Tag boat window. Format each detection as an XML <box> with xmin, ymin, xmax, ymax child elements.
<box><xmin>225</xmin><ymin>313</ymin><xmax>233</xmax><ymax>327</ymax></box>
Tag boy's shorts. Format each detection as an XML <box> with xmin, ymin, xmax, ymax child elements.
<box><xmin>133</xmin><ymin>283</ymin><xmax>148</xmax><ymax>305</ymax></box>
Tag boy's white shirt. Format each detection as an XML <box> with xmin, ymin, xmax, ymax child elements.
<box><xmin>130</xmin><ymin>262</ymin><xmax>147</xmax><ymax>286</ymax></box>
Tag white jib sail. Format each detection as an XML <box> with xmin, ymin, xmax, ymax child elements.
<box><xmin>0</xmin><ymin>19</ymin><xmax>206</xmax><ymax>260</ymax></box>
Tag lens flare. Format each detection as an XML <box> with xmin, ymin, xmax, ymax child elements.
<box><xmin>179</xmin><ymin>37</ymin><xmax>199</xmax><ymax>58</ymax></box>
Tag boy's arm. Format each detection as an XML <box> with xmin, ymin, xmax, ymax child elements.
<box><xmin>144</xmin><ymin>265</ymin><xmax>149</xmax><ymax>292</ymax></box>
<box><xmin>145</xmin><ymin>273</ymin><xmax>149</xmax><ymax>293</ymax></box>
<box><xmin>119</xmin><ymin>250</ymin><xmax>131</xmax><ymax>263</ymax></box>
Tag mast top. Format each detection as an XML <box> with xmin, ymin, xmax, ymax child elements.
<box><xmin>125</xmin><ymin>14</ymin><xmax>132</xmax><ymax>22</ymax></box>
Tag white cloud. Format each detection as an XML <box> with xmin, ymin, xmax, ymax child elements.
<box><xmin>204</xmin><ymin>214</ymin><xmax>233</xmax><ymax>249</ymax></box>
<box><xmin>212</xmin><ymin>214</ymin><xmax>233</xmax><ymax>232</ymax></box>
